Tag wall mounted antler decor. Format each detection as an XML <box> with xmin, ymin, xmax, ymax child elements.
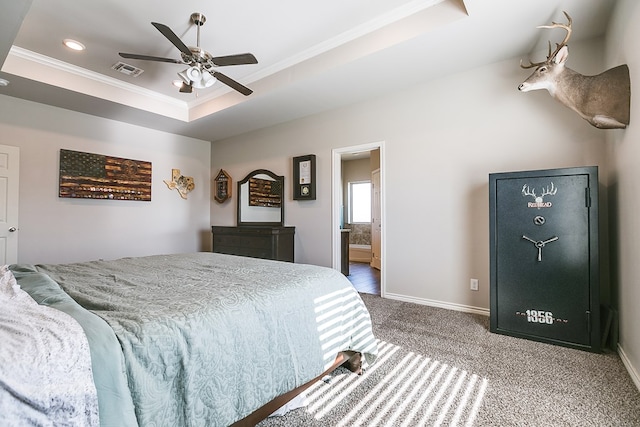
<box><xmin>518</xmin><ymin>11</ymin><xmax>630</xmax><ymax>129</ymax></box>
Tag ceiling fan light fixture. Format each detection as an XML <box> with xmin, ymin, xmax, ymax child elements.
<box><xmin>199</xmin><ymin>69</ymin><xmax>216</xmax><ymax>88</ymax></box>
<box><xmin>178</xmin><ymin>69</ymin><xmax>191</xmax><ymax>85</ymax></box>
<box><xmin>178</xmin><ymin>66</ymin><xmax>215</xmax><ymax>89</ymax></box>
<box><xmin>186</xmin><ymin>66</ymin><xmax>202</xmax><ymax>82</ymax></box>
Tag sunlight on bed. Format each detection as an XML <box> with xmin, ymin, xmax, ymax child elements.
<box><xmin>302</xmin><ymin>340</ymin><xmax>488</xmax><ymax>426</ymax></box>
<box><xmin>313</xmin><ymin>288</ymin><xmax>378</xmax><ymax>369</ymax></box>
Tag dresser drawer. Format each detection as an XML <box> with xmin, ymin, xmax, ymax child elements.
<box><xmin>215</xmin><ymin>234</ymin><xmax>271</xmax><ymax>250</ymax></box>
<box><xmin>211</xmin><ymin>226</ymin><xmax>295</xmax><ymax>262</ymax></box>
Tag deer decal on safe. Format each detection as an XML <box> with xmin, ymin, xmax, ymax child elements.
<box><xmin>518</xmin><ymin>12</ymin><xmax>630</xmax><ymax>129</ymax></box>
<box><xmin>522</xmin><ymin>182</ymin><xmax>557</xmax><ymax>209</ymax></box>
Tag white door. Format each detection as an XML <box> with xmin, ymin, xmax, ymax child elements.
<box><xmin>0</xmin><ymin>145</ymin><xmax>20</xmax><ymax>265</ymax></box>
<box><xmin>370</xmin><ymin>168</ymin><xmax>381</xmax><ymax>270</ymax></box>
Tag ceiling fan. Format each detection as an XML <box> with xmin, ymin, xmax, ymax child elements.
<box><xmin>119</xmin><ymin>12</ymin><xmax>257</xmax><ymax>95</ymax></box>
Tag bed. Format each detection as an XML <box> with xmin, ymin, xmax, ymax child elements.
<box><xmin>1</xmin><ymin>252</ymin><xmax>378</xmax><ymax>426</ymax></box>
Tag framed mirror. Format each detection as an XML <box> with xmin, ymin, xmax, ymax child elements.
<box><xmin>237</xmin><ymin>169</ymin><xmax>285</xmax><ymax>226</ymax></box>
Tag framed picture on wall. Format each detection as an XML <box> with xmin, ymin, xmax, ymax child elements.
<box><xmin>213</xmin><ymin>169</ymin><xmax>232</xmax><ymax>203</ymax></box>
<box><xmin>293</xmin><ymin>154</ymin><xmax>316</xmax><ymax>200</ymax></box>
<box><xmin>58</xmin><ymin>149</ymin><xmax>152</xmax><ymax>201</ymax></box>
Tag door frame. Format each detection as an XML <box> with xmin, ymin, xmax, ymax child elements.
<box><xmin>0</xmin><ymin>144</ymin><xmax>20</xmax><ymax>264</ymax></box>
<box><xmin>331</xmin><ymin>141</ymin><xmax>386</xmax><ymax>297</ymax></box>
<box><xmin>370</xmin><ymin>167</ymin><xmax>381</xmax><ymax>270</ymax></box>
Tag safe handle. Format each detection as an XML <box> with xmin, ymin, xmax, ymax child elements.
<box><xmin>522</xmin><ymin>235</ymin><xmax>559</xmax><ymax>262</ymax></box>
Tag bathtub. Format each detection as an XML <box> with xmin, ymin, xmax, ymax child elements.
<box><xmin>349</xmin><ymin>244</ymin><xmax>371</xmax><ymax>263</ymax></box>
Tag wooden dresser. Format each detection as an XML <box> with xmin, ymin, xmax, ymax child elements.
<box><xmin>211</xmin><ymin>226</ymin><xmax>295</xmax><ymax>262</ymax></box>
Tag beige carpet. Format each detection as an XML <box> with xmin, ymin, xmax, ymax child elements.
<box><xmin>258</xmin><ymin>294</ymin><xmax>640</xmax><ymax>426</ymax></box>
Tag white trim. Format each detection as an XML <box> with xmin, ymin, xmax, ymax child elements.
<box><xmin>618</xmin><ymin>344</ymin><xmax>640</xmax><ymax>393</ymax></box>
<box><xmin>9</xmin><ymin>47</ymin><xmax>186</xmax><ymax>108</ymax></box>
<box><xmin>331</xmin><ymin>151</ymin><xmax>342</xmax><ymax>271</ymax></box>
<box><xmin>5</xmin><ymin>47</ymin><xmax>189</xmax><ymax>121</ymax></box>
<box><xmin>384</xmin><ymin>292</ymin><xmax>490</xmax><ymax>317</ymax></box>
<box><xmin>0</xmin><ymin>144</ymin><xmax>20</xmax><ymax>264</ymax></box>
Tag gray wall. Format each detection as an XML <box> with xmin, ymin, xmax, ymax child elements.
<box><xmin>0</xmin><ymin>96</ymin><xmax>212</xmax><ymax>264</ymax></box>
<box><xmin>606</xmin><ymin>0</ymin><xmax>640</xmax><ymax>391</ymax></box>
<box><xmin>211</xmin><ymin>38</ymin><xmax>608</xmax><ymax>313</ymax></box>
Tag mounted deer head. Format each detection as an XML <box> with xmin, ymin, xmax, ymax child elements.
<box><xmin>518</xmin><ymin>11</ymin><xmax>630</xmax><ymax>129</ymax></box>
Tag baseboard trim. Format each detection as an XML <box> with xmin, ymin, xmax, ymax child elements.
<box><xmin>618</xmin><ymin>343</ymin><xmax>640</xmax><ymax>393</ymax></box>
<box><xmin>384</xmin><ymin>292</ymin><xmax>490</xmax><ymax>317</ymax></box>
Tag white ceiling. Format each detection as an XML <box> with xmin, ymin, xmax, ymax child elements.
<box><xmin>0</xmin><ymin>0</ymin><xmax>615</xmax><ymax>142</ymax></box>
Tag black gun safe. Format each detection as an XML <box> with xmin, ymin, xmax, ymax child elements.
<box><xmin>489</xmin><ymin>166</ymin><xmax>600</xmax><ymax>352</ymax></box>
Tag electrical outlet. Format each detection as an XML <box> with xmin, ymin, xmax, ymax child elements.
<box><xmin>470</xmin><ymin>278</ymin><xmax>479</xmax><ymax>291</ymax></box>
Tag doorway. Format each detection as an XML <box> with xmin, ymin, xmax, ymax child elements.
<box><xmin>0</xmin><ymin>144</ymin><xmax>19</xmax><ymax>265</ymax></box>
<box><xmin>332</xmin><ymin>141</ymin><xmax>385</xmax><ymax>297</ymax></box>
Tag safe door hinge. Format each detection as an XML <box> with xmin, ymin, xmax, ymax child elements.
<box><xmin>585</xmin><ymin>187</ymin><xmax>592</xmax><ymax>208</ymax></box>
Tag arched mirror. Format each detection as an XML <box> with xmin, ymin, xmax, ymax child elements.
<box><xmin>237</xmin><ymin>169</ymin><xmax>284</xmax><ymax>226</ymax></box>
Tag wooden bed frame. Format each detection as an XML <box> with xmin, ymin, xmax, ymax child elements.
<box><xmin>231</xmin><ymin>351</ymin><xmax>362</xmax><ymax>426</ymax></box>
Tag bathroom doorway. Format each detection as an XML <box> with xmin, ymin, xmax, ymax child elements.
<box><xmin>332</xmin><ymin>141</ymin><xmax>385</xmax><ymax>296</ymax></box>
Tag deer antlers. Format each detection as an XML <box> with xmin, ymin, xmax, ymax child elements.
<box><xmin>540</xmin><ymin>182</ymin><xmax>557</xmax><ymax>198</ymax></box>
<box><xmin>522</xmin><ymin>184</ymin><xmax>537</xmax><ymax>198</ymax></box>
<box><xmin>522</xmin><ymin>183</ymin><xmax>557</xmax><ymax>201</ymax></box>
<box><xmin>521</xmin><ymin>11</ymin><xmax>573</xmax><ymax>69</ymax></box>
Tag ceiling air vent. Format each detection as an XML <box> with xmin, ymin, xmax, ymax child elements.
<box><xmin>112</xmin><ymin>62</ymin><xmax>144</xmax><ymax>77</ymax></box>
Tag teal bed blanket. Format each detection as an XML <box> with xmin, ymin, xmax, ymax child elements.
<box><xmin>9</xmin><ymin>264</ymin><xmax>139</xmax><ymax>427</ymax></box>
<box><xmin>11</xmin><ymin>252</ymin><xmax>378</xmax><ymax>426</ymax></box>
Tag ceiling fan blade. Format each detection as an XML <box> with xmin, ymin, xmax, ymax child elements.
<box><xmin>151</xmin><ymin>22</ymin><xmax>193</xmax><ymax>57</ymax></box>
<box><xmin>179</xmin><ymin>82</ymin><xmax>193</xmax><ymax>93</ymax></box>
<box><xmin>211</xmin><ymin>53</ymin><xmax>258</xmax><ymax>67</ymax></box>
<box><xmin>212</xmin><ymin>71</ymin><xmax>253</xmax><ymax>96</ymax></box>
<box><xmin>119</xmin><ymin>53</ymin><xmax>182</xmax><ymax>63</ymax></box>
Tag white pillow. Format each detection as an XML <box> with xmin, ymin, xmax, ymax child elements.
<box><xmin>0</xmin><ymin>264</ymin><xmax>100</xmax><ymax>425</ymax></box>
<box><xmin>0</xmin><ymin>264</ymin><xmax>26</xmax><ymax>300</ymax></box>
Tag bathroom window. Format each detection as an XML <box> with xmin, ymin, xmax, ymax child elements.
<box><xmin>349</xmin><ymin>181</ymin><xmax>371</xmax><ymax>223</ymax></box>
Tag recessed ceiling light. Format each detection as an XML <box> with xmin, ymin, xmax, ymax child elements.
<box><xmin>63</xmin><ymin>39</ymin><xmax>85</xmax><ymax>51</ymax></box>
<box><xmin>0</xmin><ymin>78</ymin><xmax>9</xmax><ymax>87</ymax></box>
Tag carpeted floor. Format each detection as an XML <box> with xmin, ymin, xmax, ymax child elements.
<box><xmin>258</xmin><ymin>293</ymin><xmax>640</xmax><ymax>426</ymax></box>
